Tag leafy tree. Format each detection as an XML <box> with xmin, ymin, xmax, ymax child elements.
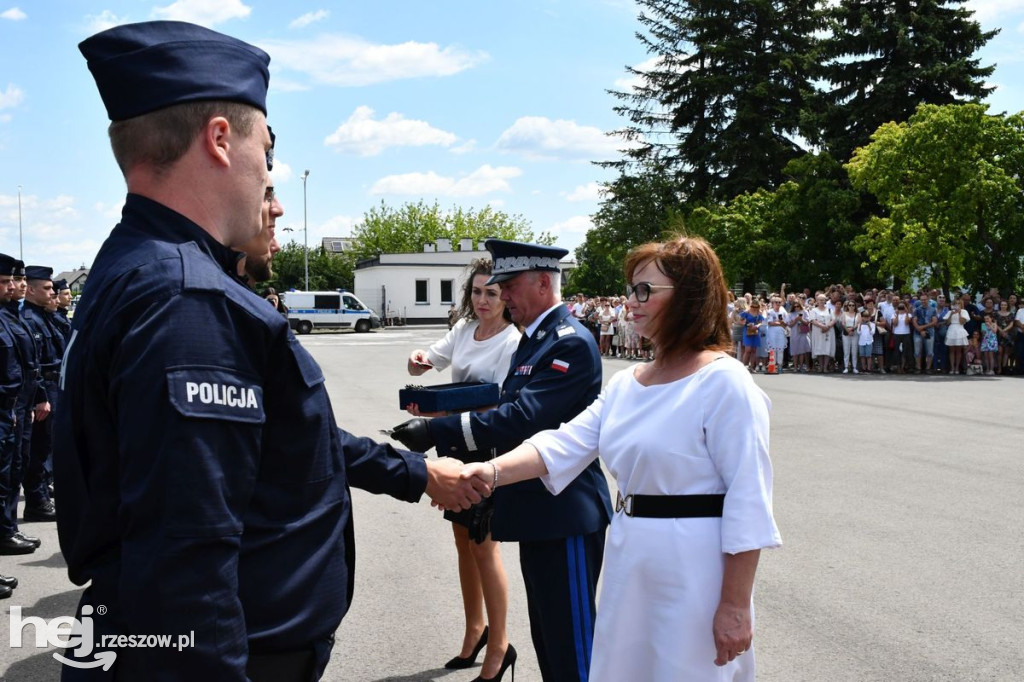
<box><xmin>349</xmin><ymin>200</ymin><xmax>547</xmax><ymax>261</ymax></box>
<box><xmin>264</xmin><ymin>241</ymin><xmax>354</xmax><ymax>292</ymax></box>
<box><xmin>816</xmin><ymin>0</ymin><xmax>996</xmax><ymax>162</ymax></box>
<box><xmin>606</xmin><ymin>0</ymin><xmax>819</xmax><ymax>203</ymax></box>
<box><xmin>570</xmin><ymin>166</ymin><xmax>684</xmax><ymax>295</ymax></box>
<box><xmin>846</xmin><ymin>103</ymin><xmax>1024</xmax><ymax>294</ymax></box>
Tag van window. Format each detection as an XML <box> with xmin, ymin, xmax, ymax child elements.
<box><xmin>314</xmin><ymin>294</ymin><xmax>340</xmax><ymax>310</ymax></box>
<box><xmin>342</xmin><ymin>294</ymin><xmax>364</xmax><ymax>311</ymax></box>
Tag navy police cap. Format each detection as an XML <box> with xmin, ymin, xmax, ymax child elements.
<box><xmin>79</xmin><ymin>21</ymin><xmax>271</xmax><ymax>121</ymax></box>
<box><xmin>0</xmin><ymin>253</ymin><xmax>16</xmax><ymax>277</ymax></box>
<box><xmin>25</xmin><ymin>266</ymin><xmax>53</xmax><ymax>282</ymax></box>
<box><xmin>53</xmin><ymin>279</ymin><xmax>70</xmax><ymax>292</ymax></box>
<box><xmin>12</xmin><ymin>260</ymin><xmax>25</xmax><ymax>277</ymax></box>
<box><xmin>485</xmin><ymin>239</ymin><xmax>568</xmax><ymax>285</ymax></box>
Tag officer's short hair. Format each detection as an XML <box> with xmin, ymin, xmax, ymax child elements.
<box><xmin>109</xmin><ymin>100</ymin><xmax>259</xmax><ymax>175</ymax></box>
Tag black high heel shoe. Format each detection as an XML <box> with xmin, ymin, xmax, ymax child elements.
<box><xmin>472</xmin><ymin>643</ymin><xmax>516</xmax><ymax>682</ymax></box>
<box><xmin>444</xmin><ymin>626</ymin><xmax>488</xmax><ymax>669</ymax></box>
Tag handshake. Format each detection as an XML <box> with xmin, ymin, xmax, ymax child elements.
<box><xmin>390</xmin><ymin>418</ymin><xmax>501</xmax><ymax>512</ymax></box>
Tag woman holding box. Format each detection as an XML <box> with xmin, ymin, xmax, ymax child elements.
<box><xmin>405</xmin><ymin>259</ymin><xmax>520</xmax><ymax>677</ymax></box>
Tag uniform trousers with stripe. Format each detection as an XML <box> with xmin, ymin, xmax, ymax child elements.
<box><xmin>518</xmin><ymin>529</ymin><xmax>605</xmax><ymax>682</ymax></box>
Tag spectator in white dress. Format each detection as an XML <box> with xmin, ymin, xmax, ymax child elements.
<box><xmin>944</xmin><ymin>301</ymin><xmax>970</xmax><ymax>375</ymax></box>
<box><xmin>786</xmin><ymin>300</ymin><xmax>811</xmax><ymax>372</ymax></box>
<box><xmin>808</xmin><ymin>295</ymin><xmax>835</xmax><ymax>373</ymax></box>
<box><xmin>405</xmin><ymin>259</ymin><xmax>521</xmax><ymax>674</ymax></box>
<box><xmin>460</xmin><ymin>236</ymin><xmax>781</xmax><ymax>681</ymax></box>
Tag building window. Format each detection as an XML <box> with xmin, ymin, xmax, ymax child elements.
<box><xmin>440</xmin><ymin>279</ymin><xmax>454</xmax><ymax>305</ymax></box>
<box><xmin>415</xmin><ymin>279</ymin><xmax>429</xmax><ymax>304</ymax></box>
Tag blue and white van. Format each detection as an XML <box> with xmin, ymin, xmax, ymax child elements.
<box><xmin>283</xmin><ymin>290</ymin><xmax>381</xmax><ymax>334</ymax></box>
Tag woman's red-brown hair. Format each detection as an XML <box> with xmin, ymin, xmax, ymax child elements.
<box><xmin>623</xmin><ymin>235</ymin><xmax>732</xmax><ymax>357</ymax></box>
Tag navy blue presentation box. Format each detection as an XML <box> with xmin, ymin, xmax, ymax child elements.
<box><xmin>399</xmin><ymin>381</ymin><xmax>500</xmax><ymax>413</ymax></box>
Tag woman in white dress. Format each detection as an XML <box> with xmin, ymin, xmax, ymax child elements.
<box><xmin>807</xmin><ymin>294</ymin><xmax>835</xmax><ymax>373</ymax></box>
<box><xmin>406</xmin><ymin>259</ymin><xmax>521</xmax><ymax>677</ymax></box>
<box><xmin>764</xmin><ymin>297</ymin><xmax>788</xmax><ymax>370</ymax></box>
<box><xmin>461</xmin><ymin>236</ymin><xmax>781</xmax><ymax>681</ymax></box>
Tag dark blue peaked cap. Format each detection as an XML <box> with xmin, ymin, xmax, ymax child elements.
<box><xmin>25</xmin><ymin>266</ymin><xmax>53</xmax><ymax>281</ymax></box>
<box><xmin>485</xmin><ymin>239</ymin><xmax>568</xmax><ymax>285</ymax></box>
<box><xmin>0</xmin><ymin>254</ymin><xmax>16</xmax><ymax>277</ymax></box>
<box><xmin>79</xmin><ymin>20</ymin><xmax>271</xmax><ymax>121</ymax></box>
<box><xmin>53</xmin><ymin>279</ymin><xmax>70</xmax><ymax>291</ymax></box>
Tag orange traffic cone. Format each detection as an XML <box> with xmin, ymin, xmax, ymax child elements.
<box><xmin>767</xmin><ymin>349</ymin><xmax>778</xmax><ymax>375</ymax></box>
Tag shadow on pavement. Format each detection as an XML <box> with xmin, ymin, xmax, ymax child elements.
<box><xmin>371</xmin><ymin>667</ymin><xmax>462</xmax><ymax>682</ymax></box>
<box><xmin>2</xmin><ymin>648</ymin><xmax>65</xmax><ymax>681</ymax></box>
<box><xmin>21</xmin><ymin>550</ymin><xmax>68</xmax><ymax>569</ymax></box>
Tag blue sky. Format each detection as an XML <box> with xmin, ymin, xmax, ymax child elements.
<box><xmin>0</xmin><ymin>0</ymin><xmax>1022</xmax><ymax>274</ymax></box>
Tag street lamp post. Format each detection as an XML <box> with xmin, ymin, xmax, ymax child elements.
<box><xmin>302</xmin><ymin>170</ymin><xmax>310</xmax><ymax>290</ymax></box>
<box><xmin>17</xmin><ymin>185</ymin><xmax>23</xmax><ymax>260</ymax></box>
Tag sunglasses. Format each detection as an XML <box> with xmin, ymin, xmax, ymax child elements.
<box><xmin>264</xmin><ymin>186</ymin><xmax>276</xmax><ymax>203</ymax></box>
<box><xmin>626</xmin><ymin>282</ymin><xmax>674</xmax><ymax>302</ymax></box>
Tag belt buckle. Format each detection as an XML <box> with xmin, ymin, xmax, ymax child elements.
<box><xmin>615</xmin><ymin>491</ymin><xmax>634</xmax><ymax>517</ymax></box>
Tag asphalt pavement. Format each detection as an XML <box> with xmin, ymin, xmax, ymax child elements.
<box><xmin>1</xmin><ymin>325</ymin><xmax>1021</xmax><ymax>681</ymax></box>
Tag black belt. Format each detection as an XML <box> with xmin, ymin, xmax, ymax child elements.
<box><xmin>43</xmin><ymin>371</ymin><xmax>61</xmax><ymax>382</ymax></box>
<box><xmin>246</xmin><ymin>648</ymin><xmax>316</xmax><ymax>682</ymax></box>
<box><xmin>615</xmin><ymin>491</ymin><xmax>725</xmax><ymax>518</ymax></box>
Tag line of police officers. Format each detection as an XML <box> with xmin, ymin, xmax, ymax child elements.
<box><xmin>0</xmin><ymin>257</ymin><xmax>71</xmax><ymax>597</ymax></box>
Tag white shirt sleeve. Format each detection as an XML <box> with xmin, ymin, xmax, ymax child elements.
<box><xmin>527</xmin><ymin>390</ymin><xmax>606</xmax><ymax>495</ymax></box>
<box><xmin>425</xmin><ymin>318</ymin><xmax>467</xmax><ymax>372</ymax></box>
<box><xmin>701</xmin><ymin>364</ymin><xmax>782</xmax><ymax>554</ymax></box>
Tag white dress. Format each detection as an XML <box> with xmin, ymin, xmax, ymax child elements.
<box><xmin>527</xmin><ymin>357</ymin><xmax>782</xmax><ymax>681</ymax></box>
<box><xmin>807</xmin><ymin>307</ymin><xmax>835</xmax><ymax>357</ymax></box>
<box><xmin>424</xmin><ymin>317</ymin><xmax>521</xmax><ymax>385</ymax></box>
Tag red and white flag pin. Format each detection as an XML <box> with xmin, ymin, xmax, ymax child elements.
<box><xmin>551</xmin><ymin>359</ymin><xmax>570</xmax><ymax>373</ymax></box>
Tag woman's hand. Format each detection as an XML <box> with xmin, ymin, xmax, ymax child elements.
<box><xmin>712</xmin><ymin>601</ymin><xmax>753</xmax><ymax>666</ymax></box>
<box><xmin>407</xmin><ymin>350</ymin><xmax>433</xmax><ymax>376</ymax></box>
<box><xmin>404</xmin><ymin>402</ymin><xmax>446</xmax><ymax>418</ymax></box>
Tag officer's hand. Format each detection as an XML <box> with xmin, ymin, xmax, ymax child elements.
<box><xmin>34</xmin><ymin>401</ymin><xmax>50</xmax><ymax>422</ymax></box>
<box><xmin>425</xmin><ymin>457</ymin><xmax>491</xmax><ymax>511</ymax></box>
<box><xmin>390</xmin><ymin>418</ymin><xmax>434</xmax><ymax>453</ymax></box>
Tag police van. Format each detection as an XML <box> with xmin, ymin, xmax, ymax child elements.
<box><xmin>283</xmin><ymin>290</ymin><xmax>381</xmax><ymax>334</ymax></box>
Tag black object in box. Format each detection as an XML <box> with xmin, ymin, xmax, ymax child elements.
<box><xmin>399</xmin><ymin>381</ymin><xmax>500</xmax><ymax>413</ymax></box>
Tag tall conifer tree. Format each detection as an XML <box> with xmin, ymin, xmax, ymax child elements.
<box><xmin>817</xmin><ymin>0</ymin><xmax>997</xmax><ymax>162</ymax></box>
<box><xmin>605</xmin><ymin>0</ymin><xmax>819</xmax><ymax>204</ymax></box>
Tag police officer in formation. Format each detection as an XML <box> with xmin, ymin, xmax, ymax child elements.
<box><xmin>52</xmin><ymin>279</ymin><xmax>73</xmax><ymax>339</ymax></box>
<box><xmin>0</xmin><ymin>256</ymin><xmax>48</xmax><ymax>559</ymax></box>
<box><xmin>21</xmin><ymin>266</ymin><xmax>63</xmax><ymax>522</ymax></box>
<box><xmin>57</xmin><ymin>20</ymin><xmax>487</xmax><ymax>680</ymax></box>
<box><xmin>392</xmin><ymin>239</ymin><xmax>613</xmax><ymax>682</ymax></box>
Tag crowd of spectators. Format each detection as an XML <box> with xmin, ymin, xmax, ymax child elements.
<box><xmin>566</xmin><ymin>284</ymin><xmax>1024</xmax><ymax>377</ymax></box>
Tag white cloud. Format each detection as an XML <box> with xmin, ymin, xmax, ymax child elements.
<box><xmin>259</xmin><ymin>34</ymin><xmax>487</xmax><ymax>87</ymax></box>
<box><xmin>152</xmin><ymin>0</ymin><xmax>251</xmax><ymax>26</ymax></box>
<box><xmin>495</xmin><ymin>116</ymin><xmax>635</xmax><ymax>161</ymax></box>
<box><xmin>488</xmin><ymin>199</ymin><xmax>506</xmax><ymax>208</ymax></box>
<box><xmin>0</xmin><ymin>7</ymin><xmax>26</xmax><ymax>21</ymax></box>
<box><xmin>548</xmin><ymin>215</ymin><xmax>594</xmax><ymax>237</ymax></box>
<box><xmin>324</xmin><ymin>106</ymin><xmax>457</xmax><ymax>156</ymax></box>
<box><xmin>84</xmin><ymin>10</ymin><xmax>129</xmax><ymax>33</ymax></box>
<box><xmin>270</xmin><ymin>161</ymin><xmax>293</xmax><ymax>184</ymax></box>
<box><xmin>0</xmin><ymin>84</ymin><xmax>24</xmax><ymax>110</ymax></box>
<box><xmin>563</xmin><ymin>182</ymin><xmax>602</xmax><ymax>202</ymax></box>
<box><xmin>94</xmin><ymin>200</ymin><xmax>124</xmax><ymax>220</ymax></box>
<box><xmin>450</xmin><ymin>139</ymin><xmax>477</xmax><ymax>155</ymax></box>
<box><xmin>289</xmin><ymin>9</ymin><xmax>329</xmax><ymax>29</ymax></box>
<box><xmin>311</xmin><ymin>214</ymin><xmax>359</xmax><ymax>244</ymax></box>
<box><xmin>370</xmin><ymin>164</ymin><xmax>522</xmax><ymax>197</ymax></box>
<box><xmin>0</xmin><ymin>193</ymin><xmax>103</xmax><ymax>271</ymax></box>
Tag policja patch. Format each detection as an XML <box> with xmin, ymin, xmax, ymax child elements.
<box><xmin>167</xmin><ymin>367</ymin><xmax>265</xmax><ymax>423</ymax></box>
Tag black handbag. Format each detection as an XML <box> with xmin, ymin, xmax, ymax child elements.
<box><xmin>467</xmin><ymin>497</ymin><xmax>495</xmax><ymax>544</ymax></box>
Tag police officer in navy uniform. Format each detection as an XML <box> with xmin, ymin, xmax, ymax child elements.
<box><xmin>57</xmin><ymin>20</ymin><xmax>486</xmax><ymax>681</ymax></box>
<box><xmin>392</xmin><ymin>239</ymin><xmax>613</xmax><ymax>682</ymax></box>
<box><xmin>21</xmin><ymin>266</ymin><xmax>61</xmax><ymax>521</ymax></box>
<box><xmin>0</xmin><ymin>254</ymin><xmax>35</xmax><ymax>560</ymax></box>
<box><xmin>0</xmin><ymin>258</ymin><xmax>47</xmax><ymax>551</ymax></box>
<box><xmin>52</xmin><ymin>279</ymin><xmax>73</xmax><ymax>340</ymax></box>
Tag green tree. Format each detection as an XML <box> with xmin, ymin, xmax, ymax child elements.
<box><xmin>570</xmin><ymin>166</ymin><xmax>684</xmax><ymax>295</ymax></box>
<box><xmin>607</xmin><ymin>0</ymin><xmax>820</xmax><ymax>203</ymax></box>
<box><xmin>846</xmin><ymin>103</ymin><xmax>1024</xmax><ymax>294</ymax></box>
<box><xmin>349</xmin><ymin>200</ymin><xmax>547</xmax><ymax>261</ymax></box>
<box><xmin>816</xmin><ymin>0</ymin><xmax>996</xmax><ymax>162</ymax></box>
<box><xmin>264</xmin><ymin>241</ymin><xmax>354</xmax><ymax>292</ymax></box>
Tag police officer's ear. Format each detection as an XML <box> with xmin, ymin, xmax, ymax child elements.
<box><xmin>202</xmin><ymin>116</ymin><xmax>234</xmax><ymax>169</ymax></box>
